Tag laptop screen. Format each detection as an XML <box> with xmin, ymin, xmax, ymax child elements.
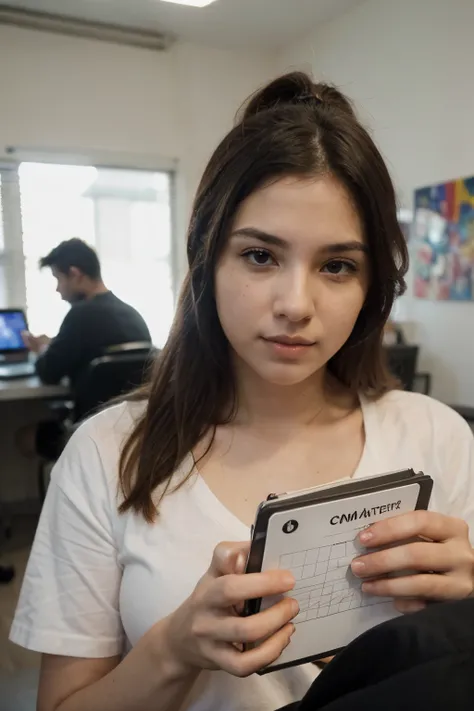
<box><xmin>0</xmin><ymin>310</ymin><xmax>28</xmax><ymax>353</ymax></box>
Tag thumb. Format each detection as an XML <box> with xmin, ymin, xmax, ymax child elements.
<box><xmin>208</xmin><ymin>541</ymin><xmax>250</xmax><ymax>579</ymax></box>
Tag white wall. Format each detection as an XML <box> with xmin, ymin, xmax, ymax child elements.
<box><xmin>278</xmin><ymin>0</ymin><xmax>474</xmax><ymax>407</ymax></box>
<box><xmin>0</xmin><ymin>25</ymin><xmax>275</xmax><ymax>280</ymax></box>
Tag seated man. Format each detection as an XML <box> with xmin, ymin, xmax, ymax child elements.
<box><xmin>19</xmin><ymin>238</ymin><xmax>151</xmax><ymax>460</ymax></box>
<box><xmin>25</xmin><ymin>238</ymin><xmax>151</xmax><ymax>384</ymax></box>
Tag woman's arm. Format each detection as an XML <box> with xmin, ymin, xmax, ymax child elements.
<box><xmin>13</xmin><ymin>425</ymin><xmax>199</xmax><ymax>711</ymax></box>
<box><xmin>38</xmin><ymin>619</ymin><xmax>199</xmax><ymax>711</ymax></box>
<box><xmin>38</xmin><ymin>542</ymin><xmax>297</xmax><ymax>711</ymax></box>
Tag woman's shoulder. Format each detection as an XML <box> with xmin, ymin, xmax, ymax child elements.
<box><xmin>51</xmin><ymin>399</ymin><xmax>147</xmax><ymax>500</ymax></box>
<box><xmin>371</xmin><ymin>390</ymin><xmax>472</xmax><ymax>443</ymax></box>
<box><xmin>74</xmin><ymin>398</ymin><xmax>147</xmax><ymax>446</ymax></box>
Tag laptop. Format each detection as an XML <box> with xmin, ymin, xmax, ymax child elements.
<box><xmin>0</xmin><ymin>309</ymin><xmax>36</xmax><ymax>379</ymax></box>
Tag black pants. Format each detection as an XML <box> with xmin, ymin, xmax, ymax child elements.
<box><xmin>277</xmin><ymin>598</ymin><xmax>474</xmax><ymax>711</ymax></box>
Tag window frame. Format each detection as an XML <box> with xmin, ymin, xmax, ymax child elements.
<box><xmin>0</xmin><ymin>161</ymin><xmax>27</xmax><ymax>310</ymax></box>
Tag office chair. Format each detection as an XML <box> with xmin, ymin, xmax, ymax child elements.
<box><xmin>37</xmin><ymin>342</ymin><xmax>157</xmax><ymax>501</ymax></box>
<box><xmin>73</xmin><ymin>341</ymin><xmax>156</xmax><ymax>422</ymax></box>
<box><xmin>384</xmin><ymin>344</ymin><xmax>432</xmax><ymax>395</ymax></box>
<box><xmin>384</xmin><ymin>344</ymin><xmax>419</xmax><ymax>391</ymax></box>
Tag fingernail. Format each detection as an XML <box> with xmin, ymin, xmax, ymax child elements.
<box><xmin>291</xmin><ymin>600</ymin><xmax>300</xmax><ymax>616</ymax></box>
<box><xmin>351</xmin><ymin>560</ymin><xmax>365</xmax><ymax>575</ymax></box>
<box><xmin>361</xmin><ymin>582</ymin><xmax>373</xmax><ymax>592</ymax></box>
<box><xmin>359</xmin><ymin>530</ymin><xmax>373</xmax><ymax>543</ymax></box>
<box><xmin>283</xmin><ymin>574</ymin><xmax>295</xmax><ymax>588</ymax></box>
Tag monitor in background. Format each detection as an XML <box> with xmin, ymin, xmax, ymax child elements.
<box><xmin>0</xmin><ymin>309</ymin><xmax>28</xmax><ymax>354</ymax></box>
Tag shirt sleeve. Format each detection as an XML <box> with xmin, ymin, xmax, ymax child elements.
<box><xmin>35</xmin><ymin>307</ymin><xmax>84</xmax><ymax>384</ymax></box>
<box><xmin>437</xmin><ymin>410</ymin><xmax>474</xmax><ymax>545</ymax></box>
<box><xmin>9</xmin><ymin>425</ymin><xmax>124</xmax><ymax>658</ymax></box>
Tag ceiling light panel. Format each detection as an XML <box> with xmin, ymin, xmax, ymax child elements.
<box><xmin>160</xmin><ymin>1</ymin><xmax>218</xmax><ymax>7</ymax></box>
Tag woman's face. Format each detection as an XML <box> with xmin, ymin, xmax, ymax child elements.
<box><xmin>215</xmin><ymin>176</ymin><xmax>370</xmax><ymax>387</ymax></box>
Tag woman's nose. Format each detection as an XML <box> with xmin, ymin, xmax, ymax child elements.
<box><xmin>273</xmin><ymin>271</ymin><xmax>315</xmax><ymax>323</ymax></box>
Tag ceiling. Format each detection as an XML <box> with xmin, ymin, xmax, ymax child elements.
<box><xmin>1</xmin><ymin>0</ymin><xmax>363</xmax><ymax>50</ymax></box>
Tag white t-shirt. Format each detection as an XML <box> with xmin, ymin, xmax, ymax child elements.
<box><xmin>10</xmin><ymin>391</ymin><xmax>474</xmax><ymax>711</ymax></box>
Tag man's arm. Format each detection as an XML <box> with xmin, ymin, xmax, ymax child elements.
<box><xmin>23</xmin><ymin>332</ymin><xmax>51</xmax><ymax>353</ymax></box>
<box><xmin>35</xmin><ymin>309</ymin><xmax>84</xmax><ymax>384</ymax></box>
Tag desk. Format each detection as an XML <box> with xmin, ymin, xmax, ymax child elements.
<box><xmin>0</xmin><ymin>378</ymin><xmax>70</xmax><ymax>504</ymax></box>
<box><xmin>0</xmin><ymin>377</ymin><xmax>70</xmax><ymax>402</ymax></box>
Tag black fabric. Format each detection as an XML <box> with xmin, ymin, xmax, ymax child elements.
<box><xmin>35</xmin><ymin>419</ymin><xmax>67</xmax><ymax>460</ymax></box>
<box><xmin>0</xmin><ymin>565</ymin><xmax>15</xmax><ymax>584</ymax></box>
<box><xmin>35</xmin><ymin>292</ymin><xmax>151</xmax><ymax>387</ymax></box>
<box><xmin>277</xmin><ymin>598</ymin><xmax>474</xmax><ymax>711</ymax></box>
<box><xmin>73</xmin><ymin>351</ymin><xmax>154</xmax><ymax>422</ymax></box>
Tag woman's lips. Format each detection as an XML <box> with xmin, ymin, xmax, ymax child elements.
<box><xmin>263</xmin><ymin>337</ymin><xmax>316</xmax><ymax>357</ymax></box>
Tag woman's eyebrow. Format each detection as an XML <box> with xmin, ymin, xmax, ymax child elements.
<box><xmin>230</xmin><ymin>227</ymin><xmax>368</xmax><ymax>255</ymax></box>
<box><xmin>321</xmin><ymin>241</ymin><xmax>369</xmax><ymax>255</ymax></box>
<box><xmin>230</xmin><ymin>227</ymin><xmax>287</xmax><ymax>248</ymax></box>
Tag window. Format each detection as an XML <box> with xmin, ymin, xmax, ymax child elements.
<box><xmin>17</xmin><ymin>162</ymin><xmax>174</xmax><ymax>347</ymax></box>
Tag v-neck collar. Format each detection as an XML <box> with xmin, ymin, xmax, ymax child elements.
<box><xmin>190</xmin><ymin>394</ymin><xmax>383</xmax><ymax>537</ymax></box>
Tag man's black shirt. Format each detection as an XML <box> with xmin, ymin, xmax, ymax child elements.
<box><xmin>35</xmin><ymin>291</ymin><xmax>151</xmax><ymax>386</ymax></box>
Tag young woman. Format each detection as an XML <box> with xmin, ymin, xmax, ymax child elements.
<box><xmin>11</xmin><ymin>73</ymin><xmax>474</xmax><ymax>711</ymax></box>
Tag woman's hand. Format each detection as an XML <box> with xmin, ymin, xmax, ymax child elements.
<box><xmin>351</xmin><ymin>511</ymin><xmax>474</xmax><ymax>613</ymax></box>
<box><xmin>159</xmin><ymin>542</ymin><xmax>298</xmax><ymax>678</ymax></box>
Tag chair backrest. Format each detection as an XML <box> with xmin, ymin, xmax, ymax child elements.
<box><xmin>384</xmin><ymin>344</ymin><xmax>419</xmax><ymax>391</ymax></box>
<box><xmin>74</xmin><ymin>343</ymin><xmax>156</xmax><ymax>422</ymax></box>
<box><xmin>102</xmin><ymin>341</ymin><xmax>153</xmax><ymax>355</ymax></box>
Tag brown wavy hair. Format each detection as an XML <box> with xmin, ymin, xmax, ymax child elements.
<box><xmin>119</xmin><ymin>72</ymin><xmax>408</xmax><ymax>521</ymax></box>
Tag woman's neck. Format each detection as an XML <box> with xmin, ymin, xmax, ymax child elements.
<box><xmin>234</xmin><ymin>360</ymin><xmax>331</xmax><ymax>428</ymax></box>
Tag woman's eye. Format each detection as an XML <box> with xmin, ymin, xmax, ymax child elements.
<box><xmin>242</xmin><ymin>249</ymin><xmax>276</xmax><ymax>267</ymax></box>
<box><xmin>322</xmin><ymin>260</ymin><xmax>356</xmax><ymax>276</ymax></box>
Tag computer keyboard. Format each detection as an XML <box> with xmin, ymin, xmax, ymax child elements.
<box><xmin>0</xmin><ymin>362</ymin><xmax>36</xmax><ymax>379</ymax></box>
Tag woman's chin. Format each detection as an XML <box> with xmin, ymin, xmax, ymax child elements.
<box><xmin>255</xmin><ymin>363</ymin><xmax>321</xmax><ymax>387</ymax></box>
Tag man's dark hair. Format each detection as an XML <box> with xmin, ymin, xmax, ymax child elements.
<box><xmin>39</xmin><ymin>238</ymin><xmax>101</xmax><ymax>280</ymax></box>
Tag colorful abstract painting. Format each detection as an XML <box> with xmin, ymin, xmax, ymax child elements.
<box><xmin>413</xmin><ymin>176</ymin><xmax>474</xmax><ymax>300</ymax></box>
